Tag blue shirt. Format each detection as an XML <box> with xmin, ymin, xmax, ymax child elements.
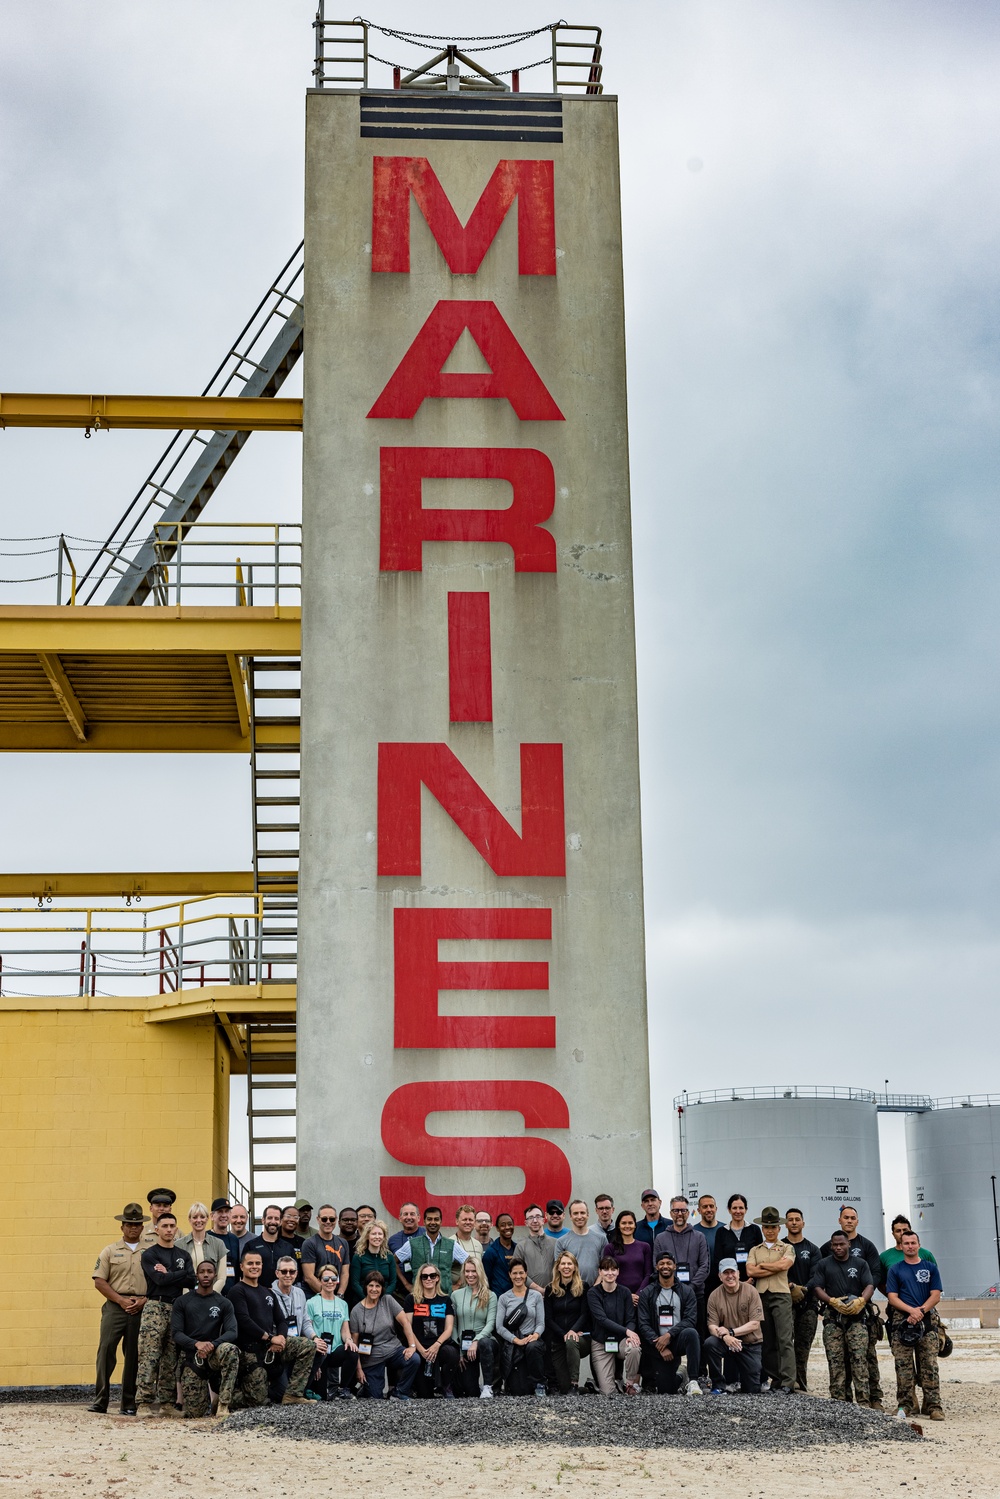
<box><xmin>635</xmin><ymin>1216</ymin><xmax>670</xmax><ymax>1248</ymax></box>
<box><xmin>544</xmin><ymin>1226</ymin><xmax>569</xmax><ymax>1241</ymax></box>
<box><xmin>482</xmin><ymin>1237</ymin><xmax>515</xmax><ymax>1295</ymax></box>
<box><xmin>887</xmin><ymin>1258</ymin><xmax>943</xmax><ymax>1309</ymax></box>
<box><xmin>389</xmin><ymin>1226</ymin><xmax>425</xmax><ymax>1255</ymax></box>
<box><xmin>694</xmin><ymin>1222</ymin><xmax>719</xmax><ymax>1258</ymax></box>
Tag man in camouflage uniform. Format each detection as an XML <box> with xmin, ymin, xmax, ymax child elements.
<box><xmin>782</xmin><ymin>1208</ymin><xmax>821</xmax><ymax>1391</ymax></box>
<box><xmin>227</xmin><ymin>1248</ymin><xmax>316</xmax><ymax>1409</ymax></box>
<box><xmin>136</xmin><ymin>1212</ymin><xmax>195</xmax><ymax>1415</ymax></box>
<box><xmin>887</xmin><ymin>1230</ymin><xmax>944</xmax><ymax>1420</ymax></box>
<box><xmin>812</xmin><ymin>1230</ymin><xmax>875</xmax><ymax>1402</ymax></box>
<box><xmin>171</xmin><ymin>1259</ymin><xmax>240</xmax><ymax>1418</ymax></box>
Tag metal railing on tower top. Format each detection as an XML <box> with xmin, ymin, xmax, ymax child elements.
<box><xmin>313</xmin><ymin>13</ymin><xmax>604</xmax><ymax>94</ymax></box>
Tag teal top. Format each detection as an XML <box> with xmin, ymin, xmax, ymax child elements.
<box><xmin>305</xmin><ymin>1292</ymin><xmax>349</xmax><ymax>1350</ymax></box>
<box><xmin>451</xmin><ymin>1285</ymin><xmax>497</xmax><ymax>1341</ymax></box>
<box><xmin>348</xmin><ymin>1250</ymin><xmax>398</xmax><ymax>1306</ymax></box>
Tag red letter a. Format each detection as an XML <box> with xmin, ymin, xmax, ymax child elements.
<box><xmin>367</xmin><ymin>301</ymin><xmax>564</xmax><ymax>422</ymax></box>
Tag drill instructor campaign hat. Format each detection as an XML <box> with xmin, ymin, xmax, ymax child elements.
<box><xmin>116</xmin><ymin>1202</ymin><xmax>150</xmax><ymax>1223</ymax></box>
<box><xmin>754</xmin><ymin>1206</ymin><xmax>785</xmax><ymax>1226</ymax></box>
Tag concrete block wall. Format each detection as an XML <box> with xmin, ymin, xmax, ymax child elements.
<box><xmin>0</xmin><ymin>1006</ymin><xmax>227</xmax><ymax>1387</ymax></box>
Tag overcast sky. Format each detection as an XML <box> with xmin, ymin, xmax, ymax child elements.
<box><xmin>2</xmin><ymin>1</ymin><xmax>998</xmax><ymax>1220</ymax></box>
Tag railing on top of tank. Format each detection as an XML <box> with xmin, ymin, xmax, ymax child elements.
<box><xmin>674</xmin><ymin>1085</ymin><xmax>877</xmax><ymax>1108</ymax></box>
<box><xmin>930</xmin><ymin>1094</ymin><xmax>1000</xmax><ymax>1111</ymax></box>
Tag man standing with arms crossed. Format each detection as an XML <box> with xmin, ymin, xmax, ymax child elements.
<box><xmin>783</xmin><ymin>1207</ymin><xmax>821</xmax><ymax>1391</ymax></box>
<box><xmin>136</xmin><ymin>1212</ymin><xmax>195</xmax><ymax>1417</ymax></box>
<box><xmin>746</xmin><ymin>1208</ymin><xmax>796</xmax><ymax>1394</ymax></box>
<box><xmin>513</xmin><ymin>1205</ymin><xmax>558</xmax><ymax>1294</ymax></box>
<box><xmin>89</xmin><ymin>1203</ymin><xmax>148</xmax><ymax>1415</ymax></box>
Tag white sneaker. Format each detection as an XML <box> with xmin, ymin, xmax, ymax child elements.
<box><xmin>479</xmin><ymin>1386</ymin><xmax>494</xmax><ymax>1399</ymax></box>
<box><xmin>687</xmin><ymin>1380</ymin><xmax>703</xmax><ymax>1397</ymax></box>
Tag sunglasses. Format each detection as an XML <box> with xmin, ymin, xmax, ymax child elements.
<box><xmin>420</xmin><ymin>1273</ymin><xmax>440</xmax><ymax>1281</ymax></box>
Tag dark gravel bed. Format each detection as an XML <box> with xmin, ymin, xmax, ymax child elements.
<box><xmin>0</xmin><ymin>1386</ymin><xmax>94</xmax><ymax>1405</ymax></box>
<box><xmin>219</xmin><ymin>1393</ymin><xmax>920</xmax><ymax>1451</ymax></box>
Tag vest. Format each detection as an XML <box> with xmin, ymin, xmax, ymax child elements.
<box><xmin>409</xmin><ymin>1233</ymin><xmax>457</xmax><ymax>1292</ymax></box>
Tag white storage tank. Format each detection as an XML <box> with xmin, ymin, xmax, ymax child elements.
<box><xmin>906</xmin><ymin>1097</ymin><xmax>1000</xmax><ymax>1298</ymax></box>
<box><xmin>676</xmin><ymin>1086</ymin><xmax>884</xmax><ymax>1250</ymax></box>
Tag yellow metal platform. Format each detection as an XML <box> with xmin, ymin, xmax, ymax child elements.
<box><xmin>0</xmin><ymin>605</ymin><xmax>300</xmax><ymax>751</ymax></box>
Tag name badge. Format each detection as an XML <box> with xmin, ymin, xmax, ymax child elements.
<box><xmin>287</xmin><ymin>1321</ymin><xmax>298</xmax><ymax>1336</ymax></box>
<box><xmin>357</xmin><ymin>1336</ymin><xmax>373</xmax><ymax>1357</ymax></box>
<box><xmin>461</xmin><ymin>1334</ymin><xmax>474</xmax><ymax>1353</ymax></box>
<box><xmin>604</xmin><ymin>1337</ymin><xmax>619</xmax><ymax>1353</ymax></box>
<box><xmin>677</xmin><ymin>1264</ymin><xmax>691</xmax><ymax>1283</ymax></box>
<box><xmin>735</xmin><ymin>1249</ymin><xmax>748</xmax><ymax>1264</ymax></box>
<box><xmin>659</xmin><ymin>1310</ymin><xmax>674</xmax><ymax>1331</ymax></box>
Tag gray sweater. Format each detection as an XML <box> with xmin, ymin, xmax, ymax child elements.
<box><xmin>512</xmin><ymin>1234</ymin><xmax>558</xmax><ymax>1290</ymax></box>
<box><xmin>496</xmin><ymin>1288</ymin><xmax>545</xmax><ymax>1342</ymax></box>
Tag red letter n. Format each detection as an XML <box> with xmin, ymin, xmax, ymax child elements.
<box><xmin>394</xmin><ymin>906</ymin><xmax>553</xmax><ymax>1049</ymax></box>
<box><xmin>378</xmin><ymin>743</ymin><xmax>565</xmax><ymax>877</ymax></box>
<box><xmin>380</xmin><ymin>447</ymin><xmax>556</xmax><ymax>573</ymax></box>
<box><xmin>372</xmin><ymin>157</ymin><xmax>555</xmax><ymax>276</ymax></box>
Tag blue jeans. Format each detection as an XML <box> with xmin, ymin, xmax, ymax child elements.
<box><xmin>362</xmin><ymin>1345</ymin><xmax>419</xmax><ymax>1399</ymax></box>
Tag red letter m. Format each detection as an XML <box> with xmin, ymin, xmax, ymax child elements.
<box><xmin>372</xmin><ymin>157</ymin><xmax>555</xmax><ymax>276</ymax></box>
<box><xmin>378</xmin><ymin>743</ymin><xmax>565</xmax><ymax>877</ymax></box>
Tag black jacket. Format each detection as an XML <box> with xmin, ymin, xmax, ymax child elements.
<box><xmin>171</xmin><ymin>1291</ymin><xmax>238</xmax><ymax>1352</ymax></box>
<box><xmin>140</xmin><ymin>1244</ymin><xmax>196</xmax><ymax>1302</ymax></box>
<box><xmin>712</xmin><ymin>1225</ymin><xmax>763</xmax><ymax>1284</ymax></box>
<box><xmin>544</xmin><ymin>1286</ymin><xmax>589</xmax><ymax>1340</ymax></box>
<box><xmin>586</xmin><ymin>1284</ymin><xmax>636</xmax><ymax>1343</ymax></box>
<box><xmin>226</xmin><ymin>1281</ymin><xmax>289</xmax><ymax>1351</ymax></box>
<box><xmin>637</xmin><ymin>1280</ymin><xmax>698</xmax><ymax>1346</ymax></box>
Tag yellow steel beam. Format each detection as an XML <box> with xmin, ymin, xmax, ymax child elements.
<box><xmin>0</xmin><ymin>605</ymin><xmax>300</xmax><ymax>655</ymax></box>
<box><xmin>36</xmin><ymin>652</ymin><xmax>88</xmax><ymax>741</ymax></box>
<box><xmin>226</xmin><ymin>653</ymin><xmax>251</xmax><ymax>739</ymax></box>
<box><xmin>0</xmin><ymin>721</ymin><xmax>253</xmax><ymax>753</ymax></box>
<box><xmin>0</xmin><ymin>393</ymin><xmax>302</xmax><ymax>431</ymax></box>
<box><xmin>144</xmin><ymin>984</ymin><xmax>296</xmax><ymax>1023</ymax></box>
<box><xmin>0</xmin><ymin>872</ymin><xmax>258</xmax><ymax>898</ymax></box>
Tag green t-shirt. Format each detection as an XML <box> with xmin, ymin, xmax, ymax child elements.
<box><xmin>879</xmin><ymin>1246</ymin><xmax>936</xmax><ymax>1270</ymax></box>
<box><xmin>305</xmin><ymin>1292</ymin><xmax>348</xmax><ymax>1350</ymax></box>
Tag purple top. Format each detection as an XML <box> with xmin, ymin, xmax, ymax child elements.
<box><xmin>610</xmin><ymin>1238</ymin><xmax>652</xmax><ymax>1295</ymax></box>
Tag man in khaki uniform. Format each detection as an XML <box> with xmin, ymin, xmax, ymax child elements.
<box><xmin>90</xmin><ymin>1203</ymin><xmax>149</xmax><ymax>1414</ymax></box>
<box><xmin>139</xmin><ymin>1188</ymin><xmax>177</xmax><ymax>1247</ymax></box>
<box><xmin>746</xmin><ymin>1207</ymin><xmax>796</xmax><ymax>1393</ymax></box>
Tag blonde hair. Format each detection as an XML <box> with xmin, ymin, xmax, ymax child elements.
<box><xmin>357</xmin><ymin>1219</ymin><xmax>391</xmax><ymax>1260</ymax></box>
<box><xmin>550</xmin><ymin>1251</ymin><xmax>584</xmax><ymax>1299</ymax></box>
<box><xmin>459</xmin><ymin>1255</ymin><xmax>491</xmax><ymax>1311</ymax></box>
<box><xmin>188</xmin><ymin>1202</ymin><xmax>209</xmax><ymax>1221</ymax></box>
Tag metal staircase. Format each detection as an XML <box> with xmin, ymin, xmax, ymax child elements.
<box><xmin>78</xmin><ymin>243</ymin><xmax>304</xmax><ymax>606</ymax></box>
<box><xmin>250</xmin><ymin>657</ymin><xmax>300</xmax><ymax>983</ymax></box>
<box><xmin>246</xmin><ymin>1021</ymin><xmax>298</xmax><ymax>1226</ymax></box>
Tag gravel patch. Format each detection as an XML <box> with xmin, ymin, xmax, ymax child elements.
<box><xmin>219</xmin><ymin>1393</ymin><xmax>921</xmax><ymax>1450</ymax></box>
<box><xmin>0</xmin><ymin>1386</ymin><xmax>94</xmax><ymax>1405</ymax></box>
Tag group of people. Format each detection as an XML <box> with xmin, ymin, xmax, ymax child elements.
<box><xmin>90</xmin><ymin>1186</ymin><xmax>947</xmax><ymax>1422</ymax></box>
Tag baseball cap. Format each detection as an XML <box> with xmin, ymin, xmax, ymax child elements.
<box><xmin>655</xmin><ymin>1249</ymin><xmax>677</xmax><ymax>1264</ymax></box>
<box><xmin>718</xmin><ymin>1257</ymin><xmax>739</xmax><ymax>1274</ymax></box>
<box><xmin>210</xmin><ymin>1197</ymin><xmax>231</xmax><ymax>1213</ymax></box>
<box><xmin>545</xmin><ymin>1199</ymin><xmax>565</xmax><ymax>1214</ymax></box>
<box><xmin>116</xmin><ymin>1202</ymin><xmax>150</xmax><ymax>1224</ymax></box>
<box><xmin>640</xmin><ymin>1188</ymin><xmax>660</xmax><ymax>1201</ymax></box>
<box><xmin>293</xmin><ymin>1197</ymin><xmax>312</xmax><ymax>1211</ymax></box>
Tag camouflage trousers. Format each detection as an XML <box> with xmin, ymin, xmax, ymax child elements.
<box><xmin>231</xmin><ymin>1337</ymin><xmax>315</xmax><ymax>1410</ymax></box>
<box><xmin>792</xmin><ymin>1300</ymin><xmax>819</xmax><ymax>1391</ymax></box>
<box><xmin>890</xmin><ymin>1312</ymin><xmax>941</xmax><ymax>1414</ymax></box>
<box><xmin>179</xmin><ymin>1344</ymin><xmax>240</xmax><ymax>1417</ymax></box>
<box><xmin>136</xmin><ymin>1300</ymin><xmax>178</xmax><ymax>1406</ymax></box>
<box><xmin>822</xmin><ymin>1315</ymin><xmax>869</xmax><ymax>1403</ymax></box>
<box><xmin>845</xmin><ymin>1311</ymin><xmax>884</xmax><ymax>1404</ymax></box>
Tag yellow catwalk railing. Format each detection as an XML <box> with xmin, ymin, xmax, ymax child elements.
<box><xmin>0</xmin><ymin>893</ymin><xmax>296</xmax><ymax>1000</ymax></box>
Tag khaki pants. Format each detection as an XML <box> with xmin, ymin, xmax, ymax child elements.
<box><xmin>590</xmin><ymin>1339</ymin><xmax>641</xmax><ymax>1393</ymax></box>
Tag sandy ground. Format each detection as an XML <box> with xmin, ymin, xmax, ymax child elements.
<box><xmin>1</xmin><ymin>1331</ymin><xmax>996</xmax><ymax>1498</ymax></box>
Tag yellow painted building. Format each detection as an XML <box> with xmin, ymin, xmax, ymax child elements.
<box><xmin>0</xmin><ymin>997</ymin><xmax>231</xmax><ymax>1387</ymax></box>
